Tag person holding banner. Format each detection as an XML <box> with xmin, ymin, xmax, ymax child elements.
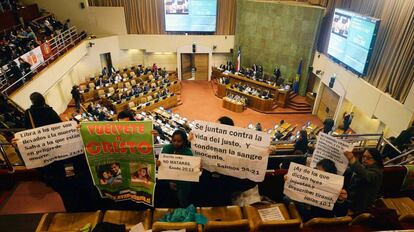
<box><xmin>284</xmin><ymin>159</ymin><xmax>348</xmax><ymax>221</ymax></box>
<box><xmin>159</xmin><ymin>129</ymin><xmax>194</xmax><ymax>208</ymax></box>
<box><xmin>15</xmin><ymin>92</ymin><xmax>99</xmax><ymax>211</ymax></box>
<box><xmin>344</xmin><ymin>149</ymin><xmax>383</xmax><ymax>214</ymax></box>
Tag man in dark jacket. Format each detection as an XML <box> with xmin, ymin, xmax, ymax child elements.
<box><xmin>344</xmin><ymin>149</ymin><xmax>383</xmax><ymax>214</ymax></box>
<box><xmin>323</xmin><ymin>116</ymin><xmax>335</xmax><ymax>134</ymax></box>
<box><xmin>21</xmin><ymin>92</ymin><xmax>100</xmax><ymax>211</ymax></box>
<box><xmin>343</xmin><ymin>112</ymin><xmax>354</xmax><ymax>133</ymax></box>
<box><xmin>71</xmin><ymin>85</ymin><xmax>81</xmax><ymax>112</ymax></box>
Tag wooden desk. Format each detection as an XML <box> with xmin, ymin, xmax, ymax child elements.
<box><xmin>276</xmin><ymin>89</ymin><xmax>290</xmax><ymax>108</ymax></box>
<box><xmin>133</xmin><ymin>94</ymin><xmax>178</xmax><ymax>113</ymax></box>
<box><xmin>217</xmin><ymin>84</ymin><xmax>227</xmax><ymax>98</ymax></box>
<box><xmin>109</xmin><ymin>81</ymin><xmax>180</xmax><ymax>113</ymax></box>
<box><xmin>212</xmin><ymin>68</ymin><xmax>291</xmax><ymax>108</ymax></box>
<box><xmin>222</xmin><ymin>98</ymin><xmax>244</xmax><ymax>113</ymax></box>
<box><xmin>227</xmin><ymin>87</ymin><xmax>273</xmax><ymax>112</ymax></box>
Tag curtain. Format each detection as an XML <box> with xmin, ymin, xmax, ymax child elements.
<box><xmin>88</xmin><ymin>0</ymin><xmax>165</xmax><ymax>34</ymax></box>
<box><xmin>317</xmin><ymin>0</ymin><xmax>414</xmax><ymax>102</ymax></box>
<box><xmin>216</xmin><ymin>0</ymin><xmax>237</xmax><ymax>35</ymax></box>
<box><xmin>89</xmin><ymin>0</ymin><xmax>236</xmax><ymax>35</ymax></box>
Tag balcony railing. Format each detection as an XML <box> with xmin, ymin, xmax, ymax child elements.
<box><xmin>1</xmin><ymin>26</ymin><xmax>86</xmax><ymax>96</ymax></box>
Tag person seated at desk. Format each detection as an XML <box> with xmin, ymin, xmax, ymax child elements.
<box><xmin>273</xmin><ymin>130</ymin><xmax>284</xmax><ymax>141</ymax></box>
<box><xmin>135</xmin><ymin>85</ymin><xmax>143</xmax><ymax>94</ymax></box>
<box><xmin>87</xmin><ymin>102</ymin><xmax>98</xmax><ymax>116</ymax></box>
<box><xmin>97</xmin><ymin>108</ymin><xmax>108</xmax><ymax>121</ymax></box>
<box><xmin>294</xmin><ymin>130</ymin><xmax>309</xmax><ymax>154</ymax></box>
<box><xmin>135</xmin><ymin>65</ymin><xmax>143</xmax><ymax>76</ymax></box>
<box><xmin>110</xmin><ymin>93</ymin><xmax>120</xmax><ymax>102</ymax></box>
<box><xmin>102</xmin><ymin>67</ymin><xmax>108</xmax><ymax>76</ymax></box>
<box><xmin>162</xmin><ymin>76</ymin><xmax>170</xmax><ymax>84</ymax></box>
<box><xmin>96</xmin><ymin>76</ymin><xmax>105</xmax><ymax>87</ymax></box>
<box><xmin>143</xmin><ymin>85</ymin><xmax>149</xmax><ymax>92</ymax></box>
<box><xmin>255</xmin><ymin>123</ymin><xmax>262</xmax><ymax>131</ymax></box>
<box><xmin>160</xmin><ymin>88</ymin><xmax>168</xmax><ymax>97</ymax></box>
<box><xmin>112</xmin><ymin>73</ymin><xmax>120</xmax><ymax>83</ymax></box>
<box><xmin>107</xmin><ymin>74</ymin><xmax>115</xmax><ymax>84</ymax></box>
<box><xmin>252</xmin><ymin>64</ymin><xmax>258</xmax><ymax>73</ymax></box>
<box><xmin>144</xmin><ymin>67</ymin><xmax>151</xmax><ymax>75</ymax></box>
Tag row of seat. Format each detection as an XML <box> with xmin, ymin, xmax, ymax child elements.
<box><xmin>36</xmin><ymin>199</ymin><xmax>414</xmax><ymax>232</ymax></box>
<box><xmin>107</xmin><ymin>83</ymin><xmax>179</xmax><ymax>113</ymax></box>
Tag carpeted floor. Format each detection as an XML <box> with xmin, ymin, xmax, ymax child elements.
<box><xmin>172</xmin><ymin>80</ymin><xmax>322</xmax><ymax>130</ymax></box>
<box><xmin>61</xmin><ymin>80</ymin><xmax>322</xmax><ymax>131</ymax></box>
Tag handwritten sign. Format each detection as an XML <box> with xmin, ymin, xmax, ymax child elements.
<box><xmin>158</xmin><ymin>154</ymin><xmax>201</xmax><ymax>182</ymax></box>
<box><xmin>310</xmin><ymin>133</ymin><xmax>353</xmax><ymax>175</ymax></box>
<box><xmin>283</xmin><ymin>163</ymin><xmax>344</xmax><ymax>210</ymax></box>
<box><xmin>15</xmin><ymin>121</ymin><xmax>83</xmax><ymax>169</ymax></box>
<box><xmin>192</xmin><ymin>120</ymin><xmax>270</xmax><ymax>182</ymax></box>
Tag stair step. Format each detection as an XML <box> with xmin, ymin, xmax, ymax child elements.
<box><xmin>288</xmin><ymin>102</ymin><xmax>310</xmax><ymax>107</ymax></box>
<box><xmin>288</xmin><ymin>106</ymin><xmax>312</xmax><ymax>111</ymax></box>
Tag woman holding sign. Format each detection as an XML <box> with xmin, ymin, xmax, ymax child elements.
<box><xmin>344</xmin><ymin>149</ymin><xmax>383</xmax><ymax>214</ymax></box>
<box><xmin>160</xmin><ymin>129</ymin><xmax>194</xmax><ymax>207</ymax></box>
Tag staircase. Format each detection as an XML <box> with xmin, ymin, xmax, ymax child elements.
<box><xmin>286</xmin><ymin>91</ymin><xmax>312</xmax><ymax>113</ymax></box>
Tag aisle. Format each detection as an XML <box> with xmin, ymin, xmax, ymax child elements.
<box><xmin>0</xmin><ymin>181</ymin><xmax>64</xmax><ymax>215</ymax></box>
<box><xmin>172</xmin><ymin>80</ymin><xmax>322</xmax><ymax>130</ymax></box>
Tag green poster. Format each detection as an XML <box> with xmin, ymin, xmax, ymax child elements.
<box><xmin>80</xmin><ymin>121</ymin><xmax>155</xmax><ymax>206</ymax></box>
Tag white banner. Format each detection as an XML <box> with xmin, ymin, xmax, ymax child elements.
<box><xmin>283</xmin><ymin>163</ymin><xmax>344</xmax><ymax>210</ymax></box>
<box><xmin>14</xmin><ymin>46</ymin><xmax>45</xmax><ymax>71</ymax></box>
<box><xmin>310</xmin><ymin>133</ymin><xmax>353</xmax><ymax>175</ymax></box>
<box><xmin>15</xmin><ymin>121</ymin><xmax>83</xmax><ymax>169</ymax></box>
<box><xmin>192</xmin><ymin>120</ymin><xmax>271</xmax><ymax>182</ymax></box>
<box><xmin>158</xmin><ymin>153</ymin><xmax>201</xmax><ymax>182</ymax></box>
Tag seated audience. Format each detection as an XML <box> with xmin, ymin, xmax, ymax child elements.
<box><xmin>323</xmin><ymin>116</ymin><xmax>335</xmax><ymax>134</ymax></box>
<box><xmin>294</xmin><ymin>130</ymin><xmax>309</xmax><ymax>154</ymax></box>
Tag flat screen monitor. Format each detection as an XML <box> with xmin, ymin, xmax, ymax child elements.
<box><xmin>327</xmin><ymin>9</ymin><xmax>380</xmax><ymax>76</ymax></box>
<box><xmin>164</xmin><ymin>0</ymin><xmax>217</xmax><ymax>32</ymax></box>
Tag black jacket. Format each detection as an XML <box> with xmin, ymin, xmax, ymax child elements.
<box><xmin>24</xmin><ymin>105</ymin><xmax>61</xmax><ymax>129</ymax></box>
<box><xmin>347</xmin><ymin>161</ymin><xmax>383</xmax><ymax>213</ymax></box>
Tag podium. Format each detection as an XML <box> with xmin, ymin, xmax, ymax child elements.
<box><xmin>222</xmin><ymin>98</ymin><xmax>244</xmax><ymax>113</ymax></box>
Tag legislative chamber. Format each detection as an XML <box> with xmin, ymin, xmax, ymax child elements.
<box><xmin>0</xmin><ymin>0</ymin><xmax>413</xmax><ymax>231</ymax></box>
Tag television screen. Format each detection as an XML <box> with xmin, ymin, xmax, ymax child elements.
<box><xmin>327</xmin><ymin>9</ymin><xmax>380</xmax><ymax>76</ymax></box>
<box><xmin>164</xmin><ymin>0</ymin><xmax>217</xmax><ymax>32</ymax></box>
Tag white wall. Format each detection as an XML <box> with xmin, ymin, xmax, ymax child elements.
<box><xmin>312</xmin><ymin>53</ymin><xmax>414</xmax><ymax>136</ymax></box>
<box><xmin>145</xmin><ymin>53</ymin><xmax>177</xmax><ymax>71</ymax></box>
<box><xmin>9</xmin><ymin>35</ymin><xmax>235</xmax><ymax>113</ymax></box>
<box><xmin>118</xmin><ymin>35</ymin><xmax>234</xmax><ymax>53</ymax></box>
<box><xmin>22</xmin><ymin>0</ymin><xmax>127</xmax><ymax>36</ymax></box>
<box><xmin>212</xmin><ymin>53</ymin><xmax>233</xmax><ymax>67</ymax></box>
<box><xmin>75</xmin><ymin>36</ymin><xmax>145</xmax><ymax>81</ymax></box>
<box><xmin>9</xmin><ymin>41</ymin><xmax>88</xmax><ymax>113</ymax></box>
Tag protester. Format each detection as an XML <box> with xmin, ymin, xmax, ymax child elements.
<box><xmin>344</xmin><ymin>149</ymin><xmax>383</xmax><ymax>214</ymax></box>
<box><xmin>159</xmin><ymin>129</ymin><xmax>194</xmax><ymax>207</ymax></box>
<box><xmin>284</xmin><ymin>159</ymin><xmax>348</xmax><ymax>221</ymax></box>
<box><xmin>16</xmin><ymin>92</ymin><xmax>99</xmax><ymax>211</ymax></box>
